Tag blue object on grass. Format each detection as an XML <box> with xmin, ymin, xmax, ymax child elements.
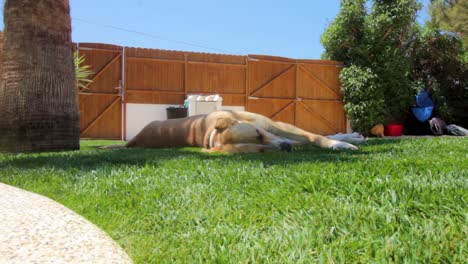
<box><xmin>412</xmin><ymin>106</ymin><xmax>434</xmax><ymax>122</ymax></box>
<box><xmin>415</xmin><ymin>90</ymin><xmax>434</xmax><ymax>108</ymax></box>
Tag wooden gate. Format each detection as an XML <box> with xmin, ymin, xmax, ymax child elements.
<box><xmin>77</xmin><ymin>43</ymin><xmax>123</xmax><ymax>139</ymax></box>
<box><xmin>246</xmin><ymin>55</ymin><xmax>346</xmax><ymax>135</ymax></box>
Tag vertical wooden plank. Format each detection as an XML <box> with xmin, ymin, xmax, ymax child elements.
<box><xmin>184</xmin><ymin>53</ymin><xmax>188</xmax><ymax>97</ymax></box>
<box><xmin>294</xmin><ymin>64</ymin><xmax>299</xmax><ymax>126</ymax></box>
<box><xmin>122</xmin><ymin>47</ymin><xmax>126</xmax><ymax>141</ymax></box>
<box><xmin>245</xmin><ymin>57</ymin><xmax>249</xmax><ymax>109</ymax></box>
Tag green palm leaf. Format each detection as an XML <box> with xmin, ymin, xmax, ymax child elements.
<box><xmin>74</xmin><ymin>51</ymin><xmax>93</xmax><ymax>90</ymax></box>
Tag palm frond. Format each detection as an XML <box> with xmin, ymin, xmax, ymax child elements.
<box><xmin>74</xmin><ymin>51</ymin><xmax>94</xmax><ymax>90</ymax></box>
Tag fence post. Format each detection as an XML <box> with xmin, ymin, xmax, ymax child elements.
<box><xmin>184</xmin><ymin>53</ymin><xmax>188</xmax><ymax>98</ymax></box>
<box><xmin>245</xmin><ymin>56</ymin><xmax>249</xmax><ymax>111</ymax></box>
<box><xmin>121</xmin><ymin>46</ymin><xmax>126</xmax><ymax>141</ymax></box>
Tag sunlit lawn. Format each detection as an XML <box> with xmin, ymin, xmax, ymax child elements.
<box><xmin>0</xmin><ymin>138</ymin><xmax>466</xmax><ymax>263</ymax></box>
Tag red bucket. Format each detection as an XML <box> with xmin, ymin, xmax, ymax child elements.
<box><xmin>384</xmin><ymin>123</ymin><xmax>404</xmax><ymax>137</ymax></box>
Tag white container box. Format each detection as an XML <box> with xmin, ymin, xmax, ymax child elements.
<box><xmin>186</xmin><ymin>94</ymin><xmax>223</xmax><ymax>116</ymax></box>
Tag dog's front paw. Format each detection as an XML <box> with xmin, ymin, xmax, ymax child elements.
<box><xmin>330</xmin><ymin>141</ymin><xmax>358</xmax><ymax>150</ymax></box>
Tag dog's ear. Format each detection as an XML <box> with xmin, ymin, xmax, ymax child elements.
<box><xmin>215</xmin><ymin>118</ymin><xmax>236</xmax><ymax>131</ymax></box>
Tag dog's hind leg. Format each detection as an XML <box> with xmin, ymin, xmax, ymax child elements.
<box><xmin>266</xmin><ymin>121</ymin><xmax>358</xmax><ymax>150</ymax></box>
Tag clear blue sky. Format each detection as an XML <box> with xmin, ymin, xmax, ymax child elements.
<box><xmin>0</xmin><ymin>0</ymin><xmax>430</xmax><ymax>59</ymax></box>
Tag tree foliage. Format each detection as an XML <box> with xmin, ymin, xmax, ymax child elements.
<box><xmin>429</xmin><ymin>0</ymin><xmax>468</xmax><ymax>49</ymax></box>
<box><xmin>406</xmin><ymin>23</ymin><xmax>468</xmax><ymax>124</ymax></box>
<box><xmin>340</xmin><ymin>65</ymin><xmax>386</xmax><ymax>131</ymax></box>
<box><xmin>322</xmin><ymin>0</ymin><xmax>421</xmax><ymax>133</ymax></box>
<box><xmin>321</xmin><ymin>0</ymin><xmax>366</xmax><ymax>63</ymax></box>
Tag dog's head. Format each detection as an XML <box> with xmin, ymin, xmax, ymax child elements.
<box><xmin>214</xmin><ymin>118</ymin><xmax>263</xmax><ymax>144</ymax></box>
<box><xmin>212</xmin><ymin>117</ymin><xmax>292</xmax><ymax>152</ymax></box>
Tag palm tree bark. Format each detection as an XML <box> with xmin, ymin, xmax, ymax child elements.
<box><xmin>0</xmin><ymin>0</ymin><xmax>80</xmax><ymax>152</ymax></box>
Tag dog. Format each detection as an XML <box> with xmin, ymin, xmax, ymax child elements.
<box><xmin>121</xmin><ymin>110</ymin><xmax>359</xmax><ymax>153</ymax></box>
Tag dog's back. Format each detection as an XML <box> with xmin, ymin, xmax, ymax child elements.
<box><xmin>126</xmin><ymin>115</ymin><xmax>207</xmax><ymax>148</ymax></box>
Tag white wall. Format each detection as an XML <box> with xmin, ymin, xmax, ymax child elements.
<box><xmin>125</xmin><ymin>104</ymin><xmax>245</xmax><ymax>141</ymax></box>
<box><xmin>125</xmin><ymin>104</ymin><xmax>179</xmax><ymax>141</ymax></box>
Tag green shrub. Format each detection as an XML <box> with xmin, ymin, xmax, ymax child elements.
<box><xmin>320</xmin><ymin>0</ymin><xmax>366</xmax><ymax>63</ymax></box>
<box><xmin>340</xmin><ymin>65</ymin><xmax>386</xmax><ymax>133</ymax></box>
<box><xmin>406</xmin><ymin>24</ymin><xmax>468</xmax><ymax>125</ymax></box>
<box><xmin>322</xmin><ymin>0</ymin><xmax>421</xmax><ymax>132</ymax></box>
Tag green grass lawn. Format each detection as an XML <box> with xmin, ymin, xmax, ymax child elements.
<box><xmin>0</xmin><ymin>138</ymin><xmax>467</xmax><ymax>263</ymax></box>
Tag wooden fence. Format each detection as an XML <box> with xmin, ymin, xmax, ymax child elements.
<box><xmin>76</xmin><ymin>43</ymin><xmax>346</xmax><ymax>139</ymax></box>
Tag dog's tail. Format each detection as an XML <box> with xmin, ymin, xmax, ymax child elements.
<box><xmin>97</xmin><ymin>144</ymin><xmax>127</xmax><ymax>150</ymax></box>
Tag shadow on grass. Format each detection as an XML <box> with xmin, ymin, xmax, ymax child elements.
<box><xmin>0</xmin><ymin>139</ymin><xmax>403</xmax><ymax>172</ymax></box>
<box><xmin>361</xmin><ymin>138</ymin><xmax>404</xmax><ymax>146</ymax></box>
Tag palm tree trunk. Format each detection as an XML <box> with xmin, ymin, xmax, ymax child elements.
<box><xmin>0</xmin><ymin>0</ymin><xmax>80</xmax><ymax>152</ymax></box>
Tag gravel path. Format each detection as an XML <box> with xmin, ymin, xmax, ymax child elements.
<box><xmin>0</xmin><ymin>183</ymin><xmax>132</xmax><ymax>263</ymax></box>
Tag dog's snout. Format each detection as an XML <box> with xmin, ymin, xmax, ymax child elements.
<box><xmin>279</xmin><ymin>142</ymin><xmax>292</xmax><ymax>152</ymax></box>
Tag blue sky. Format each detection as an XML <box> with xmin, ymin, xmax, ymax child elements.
<box><xmin>1</xmin><ymin>0</ymin><xmax>430</xmax><ymax>59</ymax></box>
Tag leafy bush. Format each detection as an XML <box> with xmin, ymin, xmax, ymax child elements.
<box><xmin>322</xmin><ymin>0</ymin><xmax>421</xmax><ymax>133</ymax></box>
<box><xmin>340</xmin><ymin>65</ymin><xmax>386</xmax><ymax>133</ymax></box>
<box><xmin>406</xmin><ymin>24</ymin><xmax>468</xmax><ymax>125</ymax></box>
<box><xmin>371</xmin><ymin>47</ymin><xmax>416</xmax><ymax>123</ymax></box>
<box><xmin>429</xmin><ymin>0</ymin><xmax>468</xmax><ymax>52</ymax></box>
<box><xmin>320</xmin><ymin>0</ymin><xmax>366</xmax><ymax>63</ymax></box>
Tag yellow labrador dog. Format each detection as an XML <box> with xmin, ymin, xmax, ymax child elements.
<box><xmin>124</xmin><ymin>110</ymin><xmax>358</xmax><ymax>153</ymax></box>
